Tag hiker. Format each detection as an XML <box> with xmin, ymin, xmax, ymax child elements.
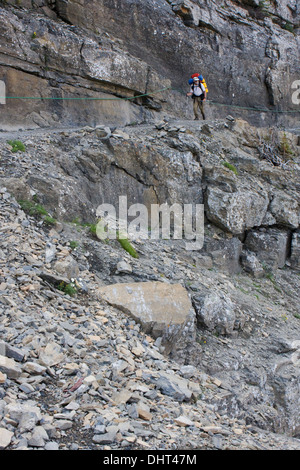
<box><xmin>186</xmin><ymin>75</ymin><xmax>206</xmax><ymax>120</ymax></box>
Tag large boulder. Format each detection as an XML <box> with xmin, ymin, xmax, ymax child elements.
<box><xmin>202</xmin><ymin>236</ymin><xmax>243</xmax><ymax>275</ymax></box>
<box><xmin>269</xmin><ymin>192</ymin><xmax>299</xmax><ymax>229</ymax></box>
<box><xmin>240</xmin><ymin>250</ymin><xmax>265</xmax><ymax>278</ymax></box>
<box><xmin>192</xmin><ymin>291</ymin><xmax>244</xmax><ymax>336</ymax></box>
<box><xmin>205</xmin><ymin>186</ymin><xmax>269</xmax><ymax>235</ymax></box>
<box><xmin>244</xmin><ymin>228</ymin><xmax>291</xmax><ymax>270</ymax></box>
<box><xmin>97</xmin><ymin>281</ymin><xmax>196</xmax><ymax>354</ymax></box>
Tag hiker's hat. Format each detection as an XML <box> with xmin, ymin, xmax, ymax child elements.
<box><xmin>193</xmin><ymin>76</ymin><xmax>199</xmax><ymax>81</ymax></box>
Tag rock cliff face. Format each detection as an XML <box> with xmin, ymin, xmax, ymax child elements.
<box><xmin>0</xmin><ymin>0</ymin><xmax>299</xmax><ymax>129</ymax></box>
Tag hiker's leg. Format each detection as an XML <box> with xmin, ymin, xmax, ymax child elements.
<box><xmin>200</xmin><ymin>100</ymin><xmax>206</xmax><ymax>120</ymax></box>
<box><xmin>193</xmin><ymin>98</ymin><xmax>199</xmax><ymax>119</ymax></box>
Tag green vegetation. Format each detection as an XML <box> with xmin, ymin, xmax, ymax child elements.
<box><xmin>18</xmin><ymin>199</ymin><xmax>57</xmax><ymax>226</ymax></box>
<box><xmin>70</xmin><ymin>218</ymin><xmax>97</xmax><ymax>237</ymax></box>
<box><xmin>70</xmin><ymin>217</ymin><xmax>81</xmax><ymax>225</ymax></box>
<box><xmin>87</xmin><ymin>223</ymin><xmax>97</xmax><ymax>236</ymax></box>
<box><xmin>279</xmin><ymin>132</ymin><xmax>295</xmax><ymax>159</ymax></box>
<box><xmin>57</xmin><ymin>281</ymin><xmax>77</xmax><ymax>297</ymax></box>
<box><xmin>239</xmin><ymin>287</ymin><xmax>249</xmax><ymax>295</ymax></box>
<box><xmin>222</xmin><ymin>161</ymin><xmax>238</xmax><ymax>175</ymax></box>
<box><xmin>258</xmin><ymin>0</ymin><xmax>271</xmax><ymax>15</ymax></box>
<box><xmin>259</xmin><ymin>130</ymin><xmax>295</xmax><ymax>167</ymax></box>
<box><xmin>7</xmin><ymin>139</ymin><xmax>26</xmax><ymax>153</ymax></box>
<box><xmin>196</xmin><ymin>334</ymin><xmax>207</xmax><ymax>346</ymax></box>
<box><xmin>282</xmin><ymin>22</ymin><xmax>294</xmax><ymax>33</ymax></box>
<box><xmin>117</xmin><ymin>233</ymin><xmax>139</xmax><ymax>259</ymax></box>
<box><xmin>264</xmin><ymin>271</ymin><xmax>282</xmax><ymax>293</ymax></box>
<box><xmin>43</xmin><ymin>215</ymin><xmax>57</xmax><ymax>227</ymax></box>
<box><xmin>71</xmin><ymin>217</ymin><xmax>139</xmax><ymax>258</ymax></box>
<box><xmin>19</xmin><ymin>199</ymin><xmax>48</xmax><ymax>217</ymax></box>
<box><xmin>69</xmin><ymin>240</ymin><xmax>79</xmax><ymax>250</ymax></box>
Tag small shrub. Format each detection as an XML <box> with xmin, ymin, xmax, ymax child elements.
<box><xmin>279</xmin><ymin>133</ymin><xmax>295</xmax><ymax>159</ymax></box>
<box><xmin>7</xmin><ymin>139</ymin><xmax>25</xmax><ymax>153</ymax></box>
<box><xmin>57</xmin><ymin>281</ymin><xmax>77</xmax><ymax>297</ymax></box>
<box><xmin>258</xmin><ymin>131</ymin><xmax>294</xmax><ymax>168</ymax></box>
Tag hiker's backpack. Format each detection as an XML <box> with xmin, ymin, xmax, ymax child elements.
<box><xmin>189</xmin><ymin>74</ymin><xmax>208</xmax><ymax>93</ymax></box>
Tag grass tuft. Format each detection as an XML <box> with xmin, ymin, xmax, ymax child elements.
<box><xmin>222</xmin><ymin>161</ymin><xmax>238</xmax><ymax>175</ymax></box>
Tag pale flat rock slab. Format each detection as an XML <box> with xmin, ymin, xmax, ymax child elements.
<box><xmin>39</xmin><ymin>342</ymin><xmax>65</xmax><ymax>367</ymax></box>
<box><xmin>97</xmin><ymin>281</ymin><xmax>196</xmax><ymax>353</ymax></box>
<box><xmin>0</xmin><ymin>428</ymin><xmax>14</xmax><ymax>449</ymax></box>
<box><xmin>111</xmin><ymin>389</ymin><xmax>132</xmax><ymax>405</ymax></box>
<box><xmin>174</xmin><ymin>415</ymin><xmax>195</xmax><ymax>427</ymax></box>
<box><xmin>0</xmin><ymin>355</ymin><xmax>22</xmax><ymax>379</ymax></box>
<box><xmin>0</xmin><ymin>371</ymin><xmax>6</xmax><ymax>384</ymax></box>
